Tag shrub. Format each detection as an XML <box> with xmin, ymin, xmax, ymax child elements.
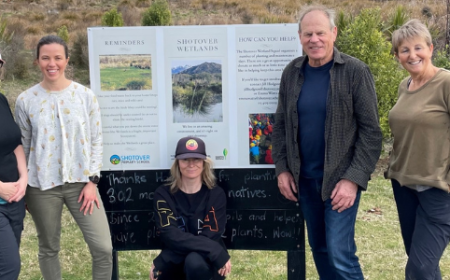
<box><xmin>335</xmin><ymin>10</ymin><xmax>352</xmax><ymax>38</ymax></box>
<box><xmin>1</xmin><ymin>35</ymin><xmax>31</xmax><ymax>80</ymax></box>
<box><xmin>118</xmin><ymin>0</ymin><xmax>134</xmax><ymax>8</ymax></box>
<box><xmin>101</xmin><ymin>8</ymin><xmax>124</xmax><ymax>27</ymax></box>
<box><xmin>71</xmin><ymin>32</ymin><xmax>89</xmax><ymax>69</ymax></box>
<box><xmin>136</xmin><ymin>0</ymin><xmax>150</xmax><ymax>8</ymax></box>
<box><xmin>422</xmin><ymin>6</ymin><xmax>433</xmax><ymax>18</ymax></box>
<box><xmin>336</xmin><ymin>8</ymin><xmax>408</xmax><ymax>138</ymax></box>
<box><xmin>260</xmin><ymin>14</ymin><xmax>291</xmax><ymax>24</ymax></box>
<box><xmin>141</xmin><ymin>0</ymin><xmax>172</xmax><ymax>26</ymax></box>
<box><xmin>57</xmin><ymin>25</ymin><xmax>69</xmax><ymax>43</ymax></box>
<box><xmin>0</xmin><ymin>15</ymin><xmax>14</xmax><ymax>44</ymax></box>
<box><xmin>241</xmin><ymin>13</ymin><xmax>253</xmax><ymax>24</ymax></box>
<box><xmin>120</xmin><ymin>6</ymin><xmax>141</xmax><ymax>26</ymax></box>
<box><xmin>58</xmin><ymin>1</ymin><xmax>70</xmax><ymax>11</ymax></box>
<box><xmin>126</xmin><ymin>80</ymin><xmax>146</xmax><ymax>90</ymax></box>
<box><xmin>433</xmin><ymin>46</ymin><xmax>450</xmax><ymax>70</ymax></box>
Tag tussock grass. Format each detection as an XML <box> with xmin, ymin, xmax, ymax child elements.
<box><xmin>17</xmin><ymin>175</ymin><xmax>450</xmax><ymax>279</ymax></box>
<box><xmin>30</xmin><ymin>13</ymin><xmax>46</xmax><ymax>22</ymax></box>
<box><xmin>2</xmin><ymin>0</ymin><xmax>445</xmax><ymax>35</ymax></box>
<box><xmin>25</xmin><ymin>26</ymin><xmax>42</xmax><ymax>35</ymax></box>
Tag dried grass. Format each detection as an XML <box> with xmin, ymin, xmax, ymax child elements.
<box><xmin>61</xmin><ymin>11</ymin><xmax>81</xmax><ymax>21</ymax></box>
<box><xmin>25</xmin><ymin>25</ymin><xmax>43</xmax><ymax>35</ymax></box>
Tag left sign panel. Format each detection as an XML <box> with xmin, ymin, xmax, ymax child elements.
<box><xmin>88</xmin><ymin>27</ymin><xmax>159</xmax><ymax>170</ymax></box>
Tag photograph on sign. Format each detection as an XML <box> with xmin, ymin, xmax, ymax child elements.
<box><xmin>171</xmin><ymin>59</ymin><xmax>223</xmax><ymax>123</ymax></box>
<box><xmin>99</xmin><ymin>54</ymin><xmax>152</xmax><ymax>91</ymax></box>
<box><xmin>248</xmin><ymin>113</ymin><xmax>274</xmax><ymax>165</ymax></box>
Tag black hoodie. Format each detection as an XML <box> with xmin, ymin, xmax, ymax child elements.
<box><xmin>153</xmin><ymin>184</ymin><xmax>230</xmax><ymax>272</ymax></box>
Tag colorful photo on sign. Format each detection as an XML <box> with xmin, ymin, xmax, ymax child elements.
<box><xmin>171</xmin><ymin>59</ymin><xmax>223</xmax><ymax>123</ymax></box>
<box><xmin>248</xmin><ymin>113</ymin><xmax>274</xmax><ymax>165</ymax></box>
<box><xmin>99</xmin><ymin>54</ymin><xmax>152</xmax><ymax>91</ymax></box>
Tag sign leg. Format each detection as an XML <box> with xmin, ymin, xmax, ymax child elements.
<box><xmin>112</xmin><ymin>250</ymin><xmax>119</xmax><ymax>280</ymax></box>
<box><xmin>287</xmin><ymin>250</ymin><xmax>305</xmax><ymax>280</ymax></box>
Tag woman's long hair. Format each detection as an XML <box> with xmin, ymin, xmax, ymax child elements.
<box><xmin>167</xmin><ymin>157</ymin><xmax>216</xmax><ymax>193</ymax></box>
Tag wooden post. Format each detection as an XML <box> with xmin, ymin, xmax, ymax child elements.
<box><xmin>287</xmin><ymin>249</ymin><xmax>305</xmax><ymax>280</ymax></box>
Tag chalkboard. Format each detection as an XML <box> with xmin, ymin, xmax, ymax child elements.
<box><xmin>98</xmin><ymin>168</ymin><xmax>304</xmax><ymax>252</ymax></box>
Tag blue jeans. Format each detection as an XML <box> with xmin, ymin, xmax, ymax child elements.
<box><xmin>299</xmin><ymin>177</ymin><xmax>363</xmax><ymax>280</ymax></box>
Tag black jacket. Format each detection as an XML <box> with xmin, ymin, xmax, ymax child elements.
<box><xmin>272</xmin><ymin>47</ymin><xmax>382</xmax><ymax>200</ymax></box>
<box><xmin>153</xmin><ymin>184</ymin><xmax>230</xmax><ymax>271</ymax></box>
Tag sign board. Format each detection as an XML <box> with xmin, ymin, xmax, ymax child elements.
<box><xmin>88</xmin><ymin>24</ymin><xmax>302</xmax><ymax>170</ymax></box>
<box><xmin>88</xmin><ymin>26</ymin><xmax>305</xmax><ymax>280</ymax></box>
<box><xmin>98</xmin><ymin>169</ymin><xmax>303</xmax><ymax>251</ymax></box>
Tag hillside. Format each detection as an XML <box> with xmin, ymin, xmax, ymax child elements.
<box><xmin>180</xmin><ymin>62</ymin><xmax>222</xmax><ymax>75</ymax></box>
<box><xmin>0</xmin><ymin>0</ymin><xmax>448</xmax><ymax>103</ymax></box>
<box><xmin>0</xmin><ymin>0</ymin><xmax>447</xmax><ymax>49</ymax></box>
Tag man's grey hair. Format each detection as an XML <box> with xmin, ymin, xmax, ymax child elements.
<box><xmin>298</xmin><ymin>5</ymin><xmax>336</xmax><ymax>33</ymax></box>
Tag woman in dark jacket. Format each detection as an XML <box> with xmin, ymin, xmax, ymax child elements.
<box><xmin>0</xmin><ymin>52</ymin><xmax>28</xmax><ymax>280</ymax></box>
<box><xmin>151</xmin><ymin>136</ymin><xmax>231</xmax><ymax>280</ymax></box>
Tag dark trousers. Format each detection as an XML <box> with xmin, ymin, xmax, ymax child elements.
<box><xmin>157</xmin><ymin>252</ymin><xmax>224</xmax><ymax>280</ymax></box>
<box><xmin>299</xmin><ymin>177</ymin><xmax>363</xmax><ymax>280</ymax></box>
<box><xmin>0</xmin><ymin>199</ymin><xmax>25</xmax><ymax>280</ymax></box>
<box><xmin>392</xmin><ymin>179</ymin><xmax>450</xmax><ymax>280</ymax></box>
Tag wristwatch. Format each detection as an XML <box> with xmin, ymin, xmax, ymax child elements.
<box><xmin>89</xmin><ymin>175</ymin><xmax>100</xmax><ymax>184</ymax></box>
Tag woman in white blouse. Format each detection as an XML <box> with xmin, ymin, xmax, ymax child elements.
<box><xmin>15</xmin><ymin>35</ymin><xmax>112</xmax><ymax>280</ymax></box>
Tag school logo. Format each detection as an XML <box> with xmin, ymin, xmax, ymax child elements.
<box><xmin>110</xmin><ymin>155</ymin><xmax>121</xmax><ymax>165</ymax></box>
<box><xmin>186</xmin><ymin>139</ymin><xmax>198</xmax><ymax>151</ymax></box>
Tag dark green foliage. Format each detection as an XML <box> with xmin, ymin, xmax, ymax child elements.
<box><xmin>0</xmin><ymin>15</ymin><xmax>14</xmax><ymax>44</ymax></box>
<box><xmin>1</xmin><ymin>33</ymin><xmax>31</xmax><ymax>81</ymax></box>
<box><xmin>433</xmin><ymin>46</ymin><xmax>450</xmax><ymax>70</ymax></box>
<box><xmin>0</xmin><ymin>15</ymin><xmax>31</xmax><ymax>81</ymax></box>
<box><xmin>126</xmin><ymin>80</ymin><xmax>146</xmax><ymax>90</ymax></box>
<box><xmin>71</xmin><ymin>32</ymin><xmax>89</xmax><ymax>69</ymax></box>
<box><xmin>141</xmin><ymin>0</ymin><xmax>172</xmax><ymax>26</ymax></box>
<box><xmin>383</xmin><ymin>5</ymin><xmax>409</xmax><ymax>42</ymax></box>
<box><xmin>421</xmin><ymin>6</ymin><xmax>433</xmax><ymax>18</ymax></box>
<box><xmin>335</xmin><ymin>11</ymin><xmax>352</xmax><ymax>38</ymax></box>
<box><xmin>102</xmin><ymin>8</ymin><xmax>124</xmax><ymax>27</ymax></box>
<box><xmin>336</xmin><ymin>8</ymin><xmax>408</xmax><ymax>138</ymax></box>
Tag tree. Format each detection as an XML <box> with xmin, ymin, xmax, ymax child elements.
<box><xmin>336</xmin><ymin>8</ymin><xmax>408</xmax><ymax>138</ymax></box>
<box><xmin>102</xmin><ymin>8</ymin><xmax>124</xmax><ymax>27</ymax></box>
<box><xmin>57</xmin><ymin>25</ymin><xmax>69</xmax><ymax>43</ymax></box>
<box><xmin>141</xmin><ymin>0</ymin><xmax>172</xmax><ymax>26</ymax></box>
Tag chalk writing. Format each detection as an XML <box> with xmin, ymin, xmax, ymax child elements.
<box><xmin>98</xmin><ymin>169</ymin><xmax>303</xmax><ymax>251</ymax></box>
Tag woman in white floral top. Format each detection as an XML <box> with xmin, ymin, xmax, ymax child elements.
<box><xmin>15</xmin><ymin>35</ymin><xmax>112</xmax><ymax>280</ymax></box>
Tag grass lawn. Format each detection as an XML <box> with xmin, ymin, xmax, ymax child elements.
<box><xmin>100</xmin><ymin>67</ymin><xmax>152</xmax><ymax>91</ymax></box>
<box><xmin>18</xmin><ymin>176</ymin><xmax>450</xmax><ymax>279</ymax></box>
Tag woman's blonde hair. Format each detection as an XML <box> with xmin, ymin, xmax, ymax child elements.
<box><xmin>392</xmin><ymin>19</ymin><xmax>432</xmax><ymax>54</ymax></box>
<box><xmin>167</xmin><ymin>157</ymin><xmax>217</xmax><ymax>193</ymax></box>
